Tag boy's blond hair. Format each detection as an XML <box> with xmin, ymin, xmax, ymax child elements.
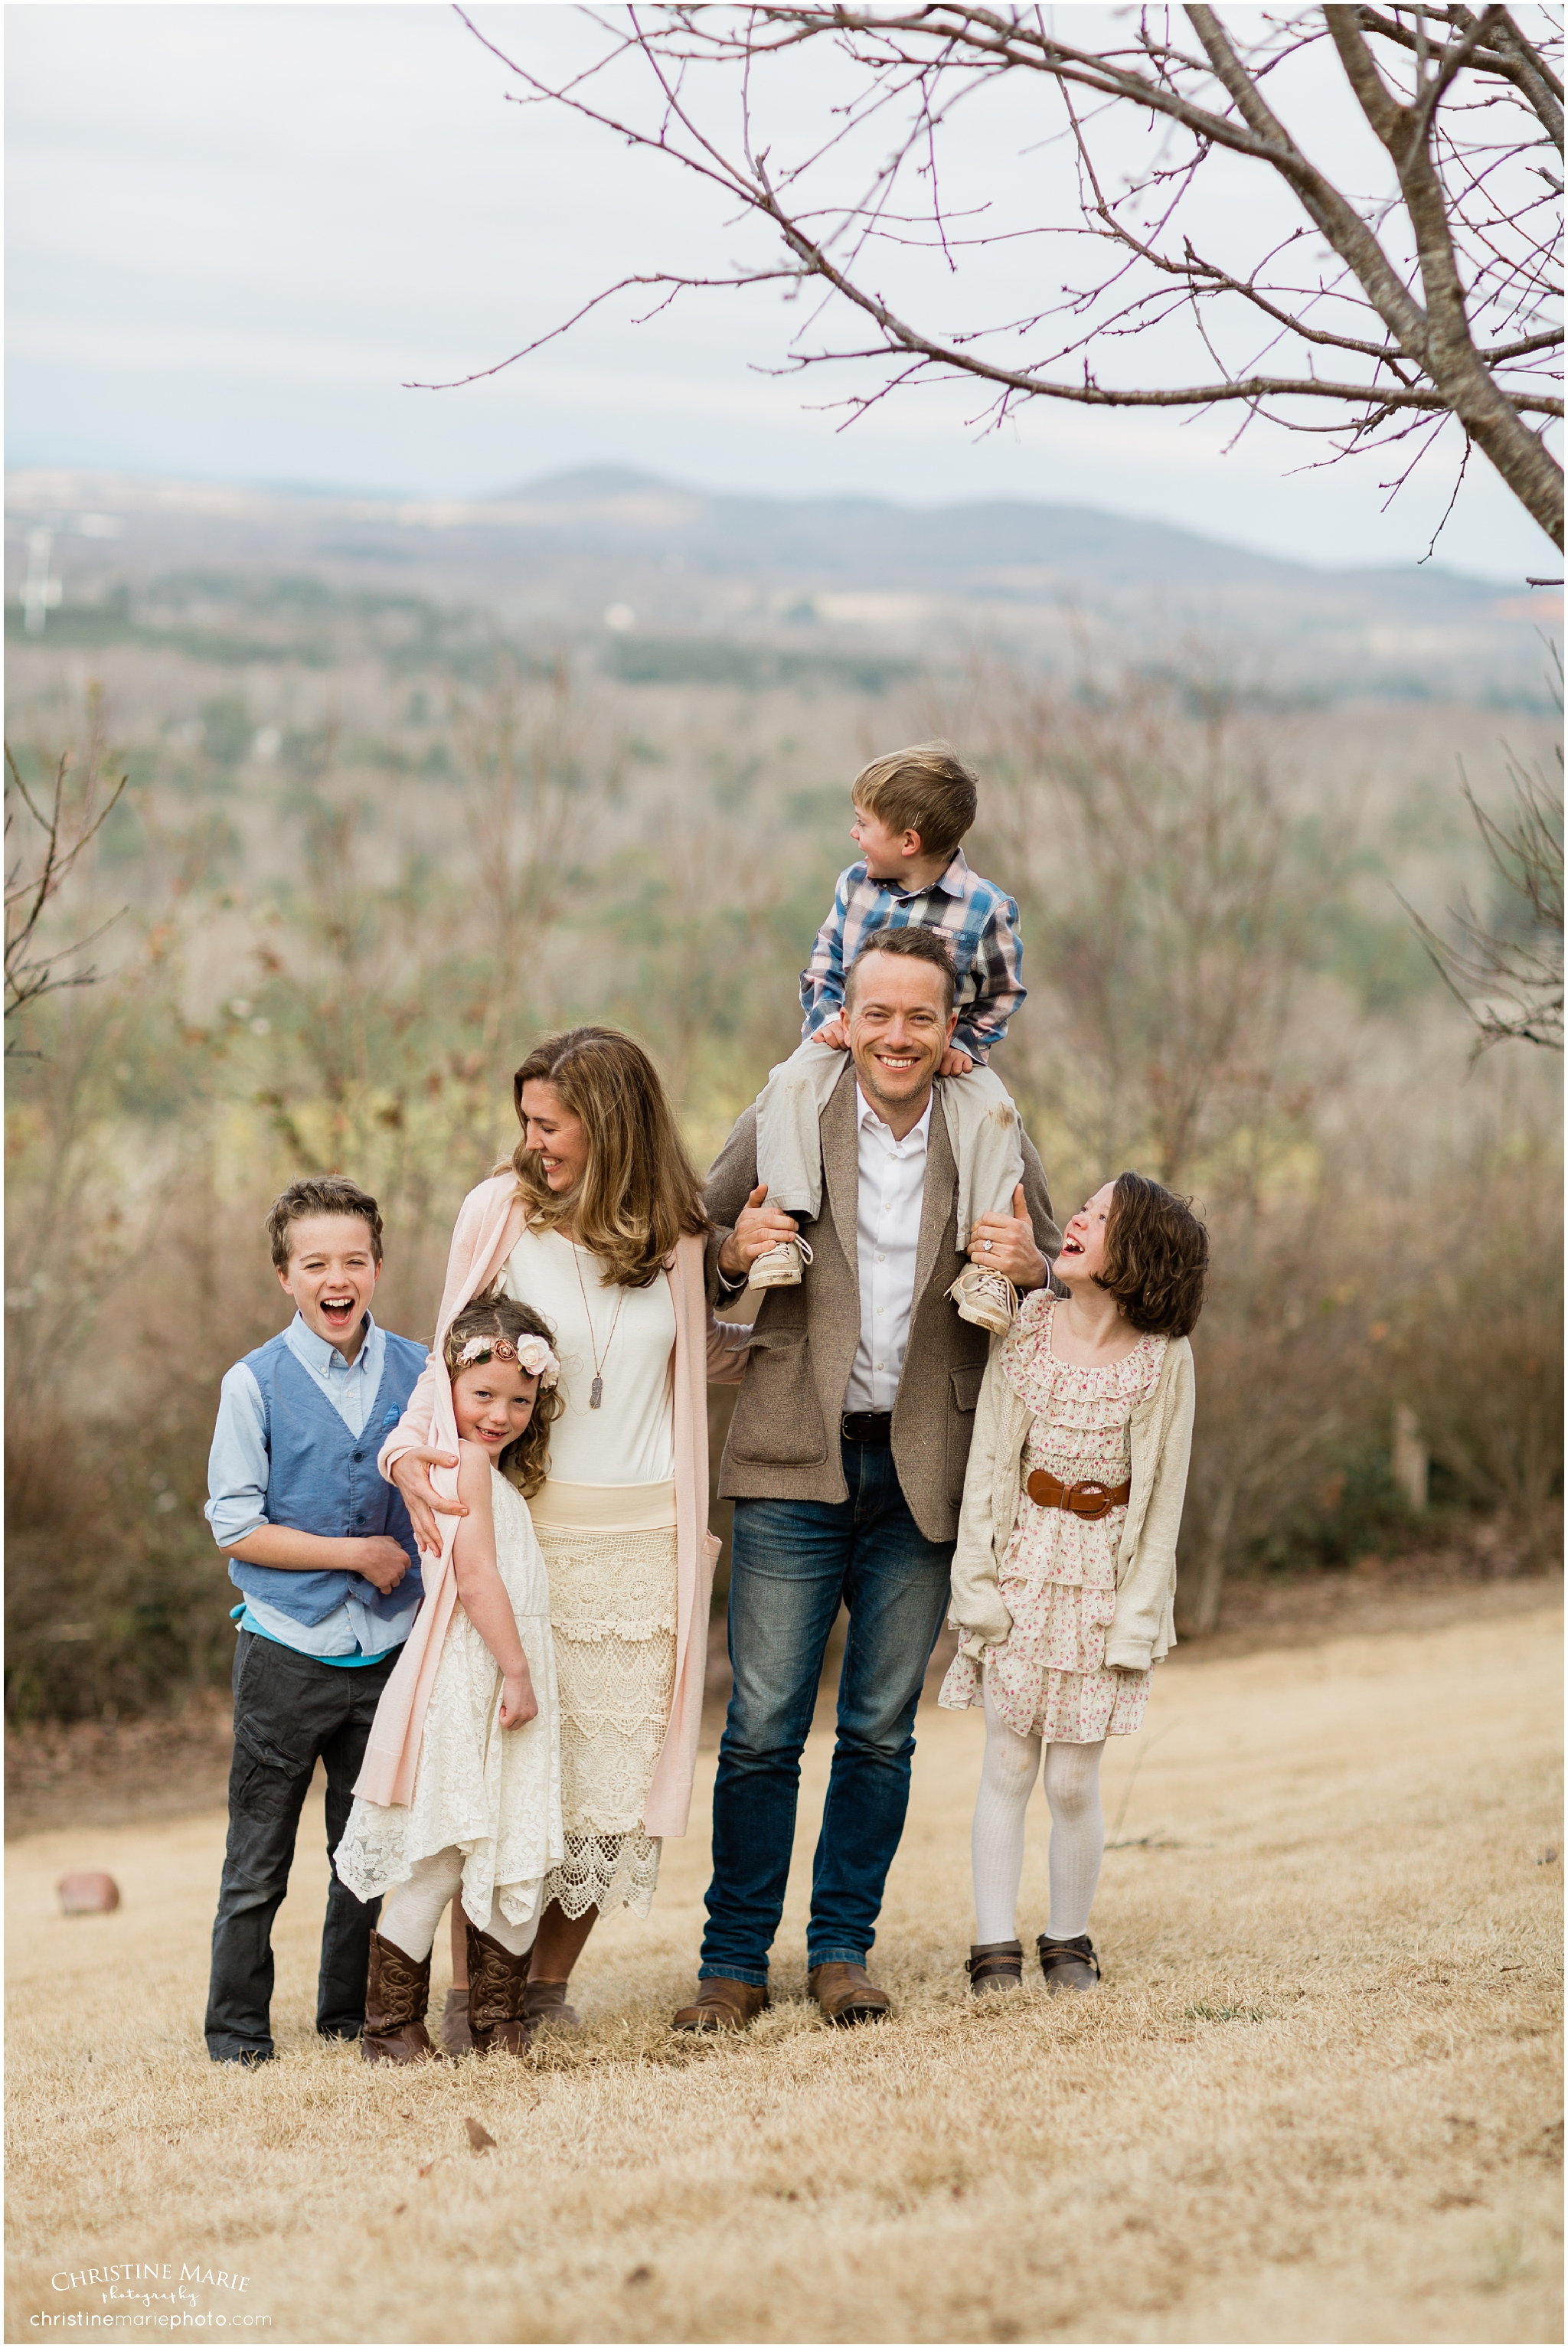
<box><xmin>851</xmin><ymin>740</ymin><xmax>978</xmax><ymax>864</ymax></box>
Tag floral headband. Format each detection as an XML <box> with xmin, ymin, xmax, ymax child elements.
<box><xmin>450</xmin><ymin>1332</ymin><xmax>560</xmax><ymax>1388</ymax></box>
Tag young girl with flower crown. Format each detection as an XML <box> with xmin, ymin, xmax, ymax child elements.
<box><xmin>940</xmin><ymin>1171</ymin><xmax>1208</xmax><ymax>1997</ymax></box>
<box><xmin>335</xmin><ymin>1296</ymin><xmax>565</xmax><ymax>2061</ymax></box>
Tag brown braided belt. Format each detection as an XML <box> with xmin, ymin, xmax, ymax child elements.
<box><xmin>1024</xmin><ymin>1468</ymin><xmax>1132</xmax><ymax>1520</ymax></box>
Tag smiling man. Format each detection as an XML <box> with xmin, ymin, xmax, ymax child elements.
<box><xmin>674</xmin><ymin>927</ymin><xmax>1060</xmax><ymax>2032</ymax></box>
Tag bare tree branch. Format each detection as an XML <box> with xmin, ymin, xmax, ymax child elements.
<box><xmin>5</xmin><ymin>740</ymin><xmax>127</xmax><ymax>1055</ymax></box>
<box><xmin>1400</xmin><ymin>651</ymin><xmax>1565</xmax><ymax>1052</ymax></box>
<box><xmin>447</xmin><ymin>2</ymin><xmax>1563</xmax><ymax>549</ymax></box>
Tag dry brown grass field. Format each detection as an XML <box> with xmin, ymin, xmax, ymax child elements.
<box><xmin>7</xmin><ymin>1603</ymin><xmax>1562</xmax><ymax>2346</ymax></box>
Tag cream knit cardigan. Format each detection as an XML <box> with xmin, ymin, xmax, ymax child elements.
<box><xmin>948</xmin><ymin>1329</ymin><xmax>1196</xmax><ymax>1674</ymax></box>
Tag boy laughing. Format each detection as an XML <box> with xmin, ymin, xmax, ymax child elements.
<box><xmin>203</xmin><ymin>1177</ymin><xmax>427</xmax><ymax>2064</ymax></box>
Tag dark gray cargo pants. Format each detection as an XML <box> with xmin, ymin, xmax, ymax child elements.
<box><xmin>204</xmin><ymin>1629</ymin><xmax>398</xmax><ymax>2062</ymax></box>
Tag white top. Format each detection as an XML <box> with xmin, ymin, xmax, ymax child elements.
<box><xmin>844</xmin><ymin>1083</ymin><xmax>934</xmax><ymax>1415</ymax></box>
<box><xmin>501</xmin><ymin>1223</ymin><xmax>677</xmax><ymax>1484</ymax></box>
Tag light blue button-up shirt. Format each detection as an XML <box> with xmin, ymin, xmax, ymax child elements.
<box><xmin>206</xmin><ymin>1311</ymin><xmax>420</xmax><ymax>1664</ymax></box>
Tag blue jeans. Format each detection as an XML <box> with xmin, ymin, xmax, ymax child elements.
<box><xmin>700</xmin><ymin>1435</ymin><xmax>954</xmax><ymax>1985</ymax></box>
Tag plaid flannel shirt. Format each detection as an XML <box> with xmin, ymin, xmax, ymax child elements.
<box><xmin>799</xmin><ymin>848</ymin><xmax>1025</xmax><ymax>1064</ymax></box>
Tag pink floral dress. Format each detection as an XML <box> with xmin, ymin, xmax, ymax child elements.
<box><xmin>940</xmin><ymin>1292</ymin><xmax>1168</xmax><ymax>1742</ymax></box>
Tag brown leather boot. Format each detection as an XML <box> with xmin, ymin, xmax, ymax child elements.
<box><xmin>671</xmin><ymin>1976</ymin><xmax>769</xmax><ymax>2033</ymax></box>
<box><xmin>808</xmin><ymin>1961</ymin><xmax>891</xmax><ymax>2025</ymax></box>
<box><xmin>466</xmin><ymin>1922</ymin><xmax>533</xmax><ymax>2056</ymax></box>
<box><xmin>361</xmin><ymin>1932</ymin><xmax>443</xmax><ymax>2065</ymax></box>
<box><xmin>439</xmin><ymin>1983</ymin><xmax>473</xmax><ymax>2058</ymax></box>
<box><xmin>522</xmin><ymin>1978</ymin><xmax>582</xmax><ymax>2035</ymax></box>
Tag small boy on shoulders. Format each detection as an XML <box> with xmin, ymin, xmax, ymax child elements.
<box><xmin>751</xmin><ymin>740</ymin><xmax>1030</xmax><ymax>1334</ymax></box>
<box><xmin>203</xmin><ymin>1175</ymin><xmax>427</xmax><ymax>2066</ymax></box>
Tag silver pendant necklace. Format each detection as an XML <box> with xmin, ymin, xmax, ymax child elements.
<box><xmin>570</xmin><ymin>1236</ymin><xmax>626</xmax><ymax>1409</ymax></box>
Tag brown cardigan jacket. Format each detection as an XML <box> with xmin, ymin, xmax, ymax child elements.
<box><xmin>704</xmin><ymin>1060</ymin><xmax>1061</xmax><ymax>1543</ymax></box>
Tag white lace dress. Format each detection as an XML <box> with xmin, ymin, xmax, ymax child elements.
<box><xmin>501</xmin><ymin>1223</ymin><xmax>679</xmax><ymax>1920</ymax></box>
<box><xmin>335</xmin><ymin>1469</ymin><xmax>563</xmax><ymax>1932</ymax></box>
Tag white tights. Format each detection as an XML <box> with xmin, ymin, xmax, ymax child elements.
<box><xmin>972</xmin><ymin>1678</ymin><xmax>1106</xmax><ymax>1943</ymax></box>
<box><xmin>378</xmin><ymin>1850</ymin><xmax>537</xmax><ymax>1964</ymax></box>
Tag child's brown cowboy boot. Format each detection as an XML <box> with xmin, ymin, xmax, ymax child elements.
<box><xmin>466</xmin><ymin>1922</ymin><xmax>532</xmax><ymax>2055</ymax></box>
<box><xmin>361</xmin><ymin>1931</ymin><xmax>443</xmax><ymax>2064</ymax></box>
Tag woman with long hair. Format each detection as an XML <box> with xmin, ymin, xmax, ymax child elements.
<box><xmin>358</xmin><ymin>1027</ymin><xmax>749</xmax><ymax>2038</ymax></box>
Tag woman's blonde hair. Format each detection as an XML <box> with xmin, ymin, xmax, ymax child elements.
<box><xmin>506</xmin><ymin>1027</ymin><xmax>709</xmax><ymax>1288</ymax></box>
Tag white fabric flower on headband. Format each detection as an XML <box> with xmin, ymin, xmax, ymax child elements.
<box><xmin>454</xmin><ymin>1331</ymin><xmax>560</xmax><ymax>1387</ymax></box>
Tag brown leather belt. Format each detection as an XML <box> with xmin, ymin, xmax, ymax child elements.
<box><xmin>1025</xmin><ymin>1468</ymin><xmax>1131</xmax><ymax>1520</ymax></box>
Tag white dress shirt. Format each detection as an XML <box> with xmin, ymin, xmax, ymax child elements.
<box><xmin>844</xmin><ymin>1084</ymin><xmax>934</xmax><ymax>1414</ymax></box>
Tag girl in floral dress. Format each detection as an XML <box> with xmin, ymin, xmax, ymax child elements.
<box><xmin>941</xmin><ymin>1172</ymin><xmax>1208</xmax><ymax>1995</ymax></box>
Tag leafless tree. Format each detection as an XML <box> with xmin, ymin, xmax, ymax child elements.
<box><xmin>5</xmin><ymin>729</ymin><xmax>126</xmax><ymax>1055</ymax></box>
<box><xmin>1403</xmin><ymin>658</ymin><xmax>1563</xmax><ymax>1049</ymax></box>
<box><xmin>441</xmin><ymin>5</ymin><xmax>1563</xmax><ymax>550</ymax></box>
<box><xmin>956</xmin><ymin>657</ymin><xmax>1362</xmax><ymax>1634</ymax></box>
<box><xmin>962</xmin><ymin>656</ymin><xmax>1349</xmax><ymax>1190</ymax></box>
<box><xmin>453</xmin><ymin>658</ymin><xmax>590</xmax><ymax>1151</ymax></box>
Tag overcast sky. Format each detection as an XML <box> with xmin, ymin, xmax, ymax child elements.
<box><xmin>5</xmin><ymin>3</ymin><xmax>1555</xmax><ymax>580</ymax></box>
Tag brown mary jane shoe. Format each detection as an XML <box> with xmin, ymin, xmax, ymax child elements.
<box><xmin>966</xmin><ymin>1940</ymin><xmax>1024</xmax><ymax>1994</ymax></box>
<box><xmin>1035</xmin><ymin>1933</ymin><xmax>1102</xmax><ymax>1996</ymax></box>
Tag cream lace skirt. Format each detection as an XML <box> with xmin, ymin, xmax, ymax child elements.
<box><xmin>530</xmin><ymin>1478</ymin><xmax>678</xmax><ymax>1921</ymax></box>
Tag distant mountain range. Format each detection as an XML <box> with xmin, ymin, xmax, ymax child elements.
<box><xmin>499</xmin><ymin>464</ymin><xmax>1509</xmax><ymax>606</ymax></box>
<box><xmin>5</xmin><ymin>464</ymin><xmax>1560</xmax><ymax>702</ymax></box>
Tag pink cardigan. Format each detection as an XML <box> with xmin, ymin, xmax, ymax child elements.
<box><xmin>354</xmin><ymin>1174</ymin><xmax>748</xmax><ymax>1832</ymax></box>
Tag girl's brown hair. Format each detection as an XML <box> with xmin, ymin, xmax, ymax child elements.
<box><xmin>507</xmin><ymin>1027</ymin><xmax>709</xmax><ymax>1289</ymax></box>
<box><xmin>443</xmin><ymin>1295</ymin><xmax>563</xmax><ymax>1499</ymax></box>
<box><xmin>1096</xmin><ymin>1172</ymin><xmax>1210</xmax><ymax>1337</ymax></box>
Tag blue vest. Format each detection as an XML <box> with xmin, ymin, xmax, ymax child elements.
<box><xmin>227</xmin><ymin>1329</ymin><xmax>428</xmax><ymax>1628</ymax></box>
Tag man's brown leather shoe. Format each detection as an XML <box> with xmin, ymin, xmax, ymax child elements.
<box><xmin>808</xmin><ymin>1961</ymin><xmax>891</xmax><ymax>2026</ymax></box>
<box><xmin>671</xmin><ymin>1976</ymin><xmax>769</xmax><ymax>2033</ymax></box>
